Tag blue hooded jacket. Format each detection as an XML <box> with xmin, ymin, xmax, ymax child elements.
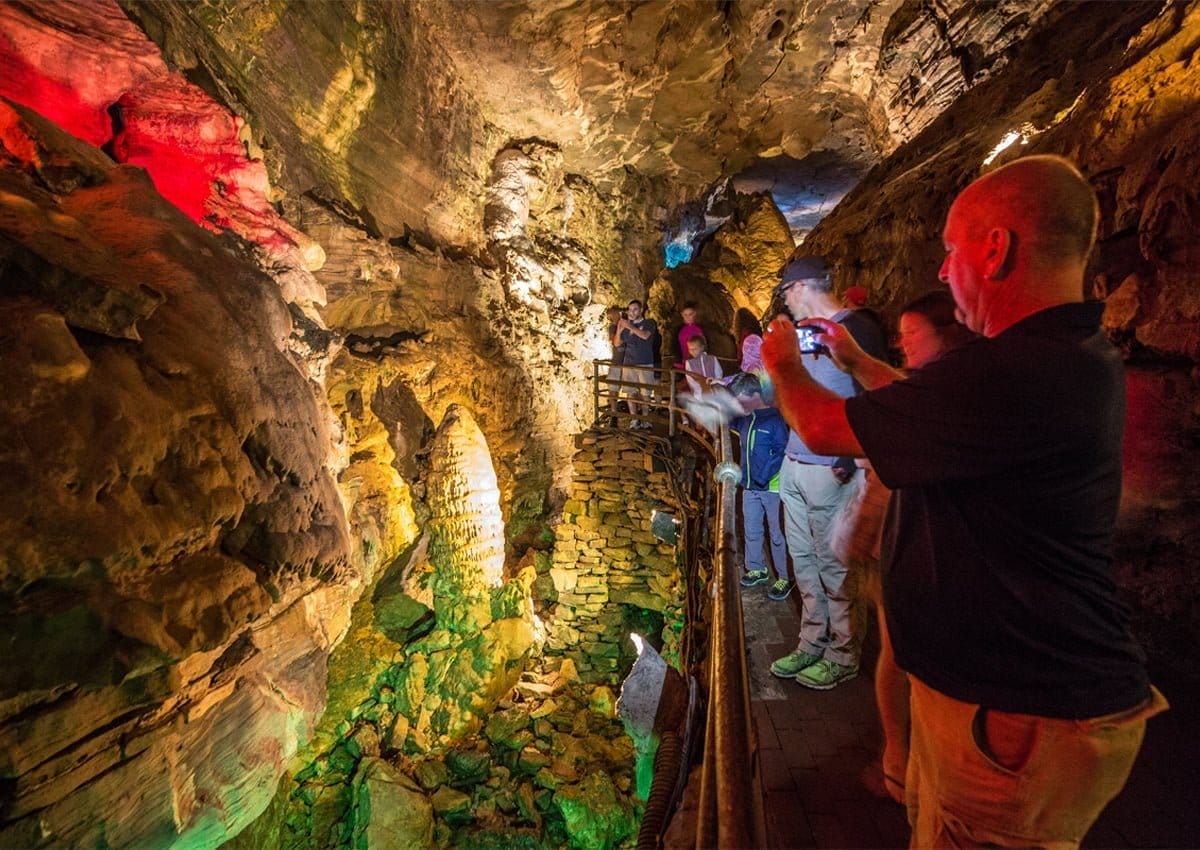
<box><xmin>731</xmin><ymin>406</ymin><xmax>790</xmax><ymax>491</ymax></box>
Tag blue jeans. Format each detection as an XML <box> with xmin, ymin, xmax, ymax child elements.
<box><xmin>742</xmin><ymin>488</ymin><xmax>788</xmax><ymax>579</ymax></box>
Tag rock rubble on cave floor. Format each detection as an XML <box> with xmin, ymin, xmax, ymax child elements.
<box><xmin>286</xmin><ymin>656</ymin><xmax>644</xmax><ymax>850</ymax></box>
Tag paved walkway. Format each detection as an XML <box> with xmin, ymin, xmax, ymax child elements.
<box><xmin>742</xmin><ymin>586</ymin><xmax>1200</xmax><ymax>849</ymax></box>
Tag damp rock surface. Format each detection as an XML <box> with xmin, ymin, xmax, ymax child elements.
<box><xmin>0</xmin><ymin>94</ymin><xmax>350</xmax><ymax>848</ymax></box>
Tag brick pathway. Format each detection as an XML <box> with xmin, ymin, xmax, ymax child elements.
<box><xmin>742</xmin><ymin>587</ymin><xmax>1200</xmax><ymax>849</ymax></box>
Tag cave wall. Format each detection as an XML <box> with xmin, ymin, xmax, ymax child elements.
<box><xmin>650</xmin><ymin>190</ymin><xmax>796</xmax><ymax>367</ymax></box>
<box><xmin>801</xmin><ymin>0</ymin><xmax>1200</xmax><ymax>665</ymax></box>
<box><xmin>116</xmin><ymin>0</ymin><xmax>1064</xmax><ymax>248</ymax></box>
<box><xmin>118</xmin><ymin>0</ymin><xmax>671</xmax><ymax>272</ymax></box>
<box><xmin>0</xmin><ymin>101</ymin><xmax>352</xmax><ymax>848</ymax></box>
<box><xmin>0</xmin><ymin>3</ymin><xmax>666</xmax><ymax>847</ymax></box>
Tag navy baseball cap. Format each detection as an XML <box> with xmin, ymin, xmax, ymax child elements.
<box><xmin>774</xmin><ymin>255</ymin><xmax>830</xmax><ymax>296</ymax></box>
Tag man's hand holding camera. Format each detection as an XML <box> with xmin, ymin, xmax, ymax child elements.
<box><xmin>763</xmin><ymin>316</ymin><xmax>856</xmax><ymax>370</ymax></box>
<box><xmin>761</xmin><ymin>315</ymin><xmax>865</xmax><ymax>460</ymax></box>
<box><xmin>786</xmin><ymin>316</ymin><xmax>869</xmax><ymax>373</ymax></box>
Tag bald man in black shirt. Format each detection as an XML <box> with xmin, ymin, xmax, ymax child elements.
<box><xmin>762</xmin><ymin>155</ymin><xmax>1166</xmax><ymax>849</ymax></box>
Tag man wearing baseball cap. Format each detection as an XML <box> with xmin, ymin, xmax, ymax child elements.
<box><xmin>766</xmin><ymin>254</ymin><xmax>888</xmax><ymax>688</ymax></box>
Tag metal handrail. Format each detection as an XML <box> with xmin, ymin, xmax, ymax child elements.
<box><xmin>587</xmin><ymin>359</ymin><xmax>762</xmax><ymax>848</ymax></box>
<box><xmin>695</xmin><ymin>427</ymin><xmax>763</xmax><ymax>849</ymax></box>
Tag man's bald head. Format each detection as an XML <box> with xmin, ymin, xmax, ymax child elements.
<box><xmin>940</xmin><ymin>155</ymin><xmax>1100</xmax><ymax>336</ymax></box>
<box><xmin>958</xmin><ymin>155</ymin><xmax>1099</xmax><ymax>269</ymax></box>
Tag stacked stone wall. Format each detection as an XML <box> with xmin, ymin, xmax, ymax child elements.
<box><xmin>546</xmin><ymin>432</ymin><xmax>689</xmax><ymax>683</ymax></box>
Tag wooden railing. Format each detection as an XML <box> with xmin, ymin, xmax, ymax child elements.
<box><xmin>590</xmin><ymin>358</ymin><xmax>720</xmax><ymax>454</ymax></box>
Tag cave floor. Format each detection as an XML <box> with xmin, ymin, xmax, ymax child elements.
<box><xmin>742</xmin><ymin>587</ymin><xmax>1200</xmax><ymax>850</ymax></box>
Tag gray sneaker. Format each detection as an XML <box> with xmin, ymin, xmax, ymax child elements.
<box><xmin>795</xmin><ymin>658</ymin><xmax>859</xmax><ymax>690</ymax></box>
<box><xmin>770</xmin><ymin>649</ymin><xmax>823</xmax><ymax>678</ymax></box>
<box><xmin>740</xmin><ymin>570</ymin><xmax>769</xmax><ymax>587</ymax></box>
<box><xmin>767</xmin><ymin>579</ymin><xmax>794</xmax><ymax>600</ymax></box>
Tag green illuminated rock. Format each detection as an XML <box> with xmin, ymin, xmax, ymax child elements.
<box><xmin>431</xmin><ymin>785</ymin><xmax>473</xmax><ymax>827</ymax></box>
<box><xmin>552</xmin><ymin>772</ymin><xmax>636</xmax><ymax>850</ymax></box>
<box><xmin>414</xmin><ymin>758</ymin><xmax>449</xmax><ymax>791</ymax></box>
<box><xmin>517</xmin><ymin>746</ymin><xmax>550</xmax><ymax>775</ymax></box>
<box><xmin>350</xmin><ymin>758</ymin><xmax>433</xmax><ymax>850</ymax></box>
<box><xmin>445</xmin><ymin>748</ymin><xmax>491</xmax><ymax>786</ymax></box>
<box><xmin>484</xmin><ymin>708</ymin><xmax>532</xmax><ymax>749</ymax></box>
<box><xmin>372</xmin><ymin>590</ymin><xmax>435</xmax><ymax>645</ymax></box>
<box><xmin>453</xmin><ymin>830</ymin><xmax>545</xmax><ymax>850</ymax></box>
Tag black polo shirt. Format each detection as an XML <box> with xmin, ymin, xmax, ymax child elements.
<box><xmin>846</xmin><ymin>302</ymin><xmax>1149</xmax><ymax>717</ymax></box>
<box><xmin>622</xmin><ymin>318</ymin><xmax>657</xmax><ymax>366</ymax></box>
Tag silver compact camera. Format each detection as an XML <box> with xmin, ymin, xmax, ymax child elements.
<box><xmin>795</xmin><ymin>323</ymin><xmax>827</xmax><ymax>355</ymax></box>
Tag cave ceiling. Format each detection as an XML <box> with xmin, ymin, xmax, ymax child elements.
<box><xmin>118</xmin><ymin>0</ymin><xmax>1058</xmax><ymax>246</ymax></box>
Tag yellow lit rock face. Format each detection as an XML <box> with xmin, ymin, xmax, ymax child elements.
<box><xmin>124</xmin><ymin>0</ymin><xmax>1063</xmax><ymax>250</ymax></box>
<box><xmin>1058</xmin><ymin>3</ymin><xmax>1200</xmax><ymax>361</ymax></box>
<box><xmin>426</xmin><ymin>404</ymin><xmax>506</xmax><ymax>607</ymax></box>
<box><xmin>649</xmin><ymin>190</ymin><xmax>794</xmax><ymax>365</ymax></box>
<box><xmin>331</xmin><ymin>405</ymin><xmax>542</xmax><ymax>754</ymax></box>
<box><xmin>324</xmin><ymin>354</ymin><xmax>420</xmax><ymax>588</ymax></box>
<box><xmin>707</xmin><ymin>193</ymin><xmax>797</xmax><ymax>316</ymax></box>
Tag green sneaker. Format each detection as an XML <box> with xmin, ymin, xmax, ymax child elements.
<box><xmin>770</xmin><ymin>649</ymin><xmax>822</xmax><ymax>678</ymax></box>
<box><xmin>795</xmin><ymin>658</ymin><xmax>859</xmax><ymax>690</ymax></box>
<box><xmin>767</xmin><ymin>579</ymin><xmax>794</xmax><ymax>600</ymax></box>
<box><xmin>739</xmin><ymin>570</ymin><xmax>769</xmax><ymax>587</ymax></box>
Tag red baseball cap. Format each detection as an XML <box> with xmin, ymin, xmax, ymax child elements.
<box><xmin>844</xmin><ymin>285</ymin><xmax>869</xmax><ymax>307</ymax></box>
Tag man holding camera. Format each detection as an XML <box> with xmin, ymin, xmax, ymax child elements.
<box><xmin>768</xmin><ymin>256</ymin><xmax>886</xmax><ymax>689</ymax></box>
<box><xmin>761</xmin><ymin>155</ymin><xmax>1165</xmax><ymax>849</ymax></box>
<box><xmin>616</xmin><ymin>299</ymin><xmax>658</xmax><ymax>430</ymax></box>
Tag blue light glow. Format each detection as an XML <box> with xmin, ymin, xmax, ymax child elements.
<box><xmin>664</xmin><ymin>241</ymin><xmax>694</xmax><ymax>268</ymax></box>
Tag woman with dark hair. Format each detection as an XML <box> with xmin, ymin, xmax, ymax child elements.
<box><xmin>895</xmin><ymin>290</ymin><xmax>976</xmax><ymax>369</ymax></box>
<box><xmin>862</xmin><ymin>288</ymin><xmax>975</xmax><ymax>804</ymax></box>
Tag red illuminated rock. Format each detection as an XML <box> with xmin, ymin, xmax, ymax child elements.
<box><xmin>0</xmin><ymin>0</ymin><xmax>324</xmax><ymax>285</ymax></box>
<box><xmin>0</xmin><ymin>0</ymin><xmax>165</xmax><ymax>145</ymax></box>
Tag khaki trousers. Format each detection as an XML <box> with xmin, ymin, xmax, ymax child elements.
<box><xmin>907</xmin><ymin>675</ymin><xmax>1168</xmax><ymax>849</ymax></box>
<box><xmin>779</xmin><ymin>460</ymin><xmax>859</xmax><ymax>666</ymax></box>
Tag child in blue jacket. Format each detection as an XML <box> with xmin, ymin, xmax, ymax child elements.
<box><xmin>728</xmin><ymin>372</ymin><xmax>793</xmax><ymax>599</ymax></box>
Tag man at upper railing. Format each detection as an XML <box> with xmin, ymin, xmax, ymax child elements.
<box><xmin>616</xmin><ymin>298</ymin><xmax>658</xmax><ymax>430</ymax></box>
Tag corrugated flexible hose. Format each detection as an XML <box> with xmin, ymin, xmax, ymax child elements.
<box><xmin>636</xmin><ymin>729</ymin><xmax>684</xmax><ymax>850</ymax></box>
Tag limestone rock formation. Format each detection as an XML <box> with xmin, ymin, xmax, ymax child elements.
<box><xmin>0</xmin><ymin>0</ymin><xmax>323</xmax><ymax>286</ymax></box>
<box><xmin>651</xmin><ymin>190</ymin><xmax>795</xmax><ymax>364</ymax></box>
<box><xmin>799</xmin><ymin>1</ymin><xmax>1173</xmax><ymax>313</ymax></box>
<box><xmin>425</xmin><ymin>404</ymin><xmax>509</xmax><ymax>620</ymax></box>
<box><xmin>554</xmin><ymin>771</ymin><xmax>637</xmax><ymax>850</ymax></box>
<box><xmin>0</xmin><ymin>99</ymin><xmax>350</xmax><ymax>848</ymax></box>
<box><xmin>119</xmin><ymin>0</ymin><xmax>1058</xmax><ymax>248</ymax></box>
<box><xmin>4</xmin><ymin>0</ymin><xmax>1200</xmax><ymax>847</ymax></box>
<box><xmin>350</xmin><ymin>758</ymin><xmax>435</xmax><ymax>850</ymax></box>
<box><xmin>871</xmin><ymin>0</ymin><xmax>1060</xmax><ymax>155</ymax></box>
